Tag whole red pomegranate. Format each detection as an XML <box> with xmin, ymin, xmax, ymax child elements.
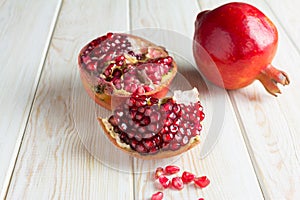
<box><xmin>78</xmin><ymin>33</ymin><xmax>177</xmax><ymax>110</ymax></box>
<box><xmin>98</xmin><ymin>88</ymin><xmax>205</xmax><ymax>159</ymax></box>
<box><xmin>193</xmin><ymin>2</ymin><xmax>289</xmax><ymax>96</ymax></box>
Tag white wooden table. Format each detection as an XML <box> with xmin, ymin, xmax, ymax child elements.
<box><xmin>1</xmin><ymin>0</ymin><xmax>300</xmax><ymax>199</ymax></box>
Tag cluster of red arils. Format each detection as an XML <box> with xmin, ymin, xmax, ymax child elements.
<box><xmin>151</xmin><ymin>165</ymin><xmax>210</xmax><ymax>200</ymax></box>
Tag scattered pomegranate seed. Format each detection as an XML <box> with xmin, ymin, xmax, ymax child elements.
<box><xmin>154</xmin><ymin>167</ymin><xmax>164</xmax><ymax>179</ymax></box>
<box><xmin>165</xmin><ymin>165</ymin><xmax>180</xmax><ymax>175</ymax></box>
<box><xmin>158</xmin><ymin>175</ymin><xmax>170</xmax><ymax>189</ymax></box>
<box><xmin>181</xmin><ymin>171</ymin><xmax>196</xmax><ymax>183</ymax></box>
<box><xmin>194</xmin><ymin>176</ymin><xmax>210</xmax><ymax>188</ymax></box>
<box><xmin>151</xmin><ymin>191</ymin><xmax>164</xmax><ymax>200</ymax></box>
<box><xmin>171</xmin><ymin>177</ymin><xmax>184</xmax><ymax>190</ymax></box>
<box><xmin>152</xmin><ymin>166</ymin><xmax>210</xmax><ymax>199</ymax></box>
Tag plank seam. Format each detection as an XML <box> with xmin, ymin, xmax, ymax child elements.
<box><xmin>127</xmin><ymin>1</ymin><xmax>136</xmax><ymax>199</ymax></box>
<box><xmin>263</xmin><ymin>1</ymin><xmax>300</xmax><ymax>56</ymax></box>
<box><xmin>1</xmin><ymin>1</ymin><xmax>64</xmax><ymax>199</ymax></box>
<box><xmin>228</xmin><ymin>92</ymin><xmax>267</xmax><ymax>200</ymax></box>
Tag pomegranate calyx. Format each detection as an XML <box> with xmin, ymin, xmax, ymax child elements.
<box><xmin>257</xmin><ymin>64</ymin><xmax>290</xmax><ymax>96</ymax></box>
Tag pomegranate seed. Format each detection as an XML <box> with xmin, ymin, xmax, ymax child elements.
<box><xmin>170</xmin><ymin>142</ymin><xmax>180</xmax><ymax>151</ymax></box>
<box><xmin>181</xmin><ymin>171</ymin><xmax>195</xmax><ymax>183</ymax></box>
<box><xmin>200</xmin><ymin>112</ymin><xmax>205</xmax><ymax>121</ymax></box>
<box><xmin>198</xmin><ymin>198</ymin><xmax>205</xmax><ymax>200</ymax></box>
<box><xmin>136</xmin><ymin>86</ymin><xmax>145</xmax><ymax>94</ymax></box>
<box><xmin>143</xmin><ymin>139</ymin><xmax>155</xmax><ymax>150</ymax></box>
<box><xmin>171</xmin><ymin>177</ymin><xmax>184</xmax><ymax>190</ymax></box>
<box><xmin>154</xmin><ymin>167</ymin><xmax>164</xmax><ymax>179</ymax></box>
<box><xmin>140</xmin><ymin>116</ymin><xmax>150</xmax><ymax>126</ymax></box>
<box><xmin>165</xmin><ymin>165</ymin><xmax>180</xmax><ymax>175</ymax></box>
<box><xmin>115</xmin><ymin>55</ymin><xmax>125</xmax><ymax>66</ymax></box>
<box><xmin>162</xmin><ymin>133</ymin><xmax>173</xmax><ymax>142</ymax></box>
<box><xmin>86</xmin><ymin>61</ymin><xmax>97</xmax><ymax>71</ymax></box>
<box><xmin>169</xmin><ymin>124</ymin><xmax>179</xmax><ymax>133</ymax></box>
<box><xmin>194</xmin><ymin>176</ymin><xmax>210</xmax><ymax>188</ymax></box>
<box><xmin>144</xmin><ymin>85</ymin><xmax>152</xmax><ymax>92</ymax></box>
<box><xmin>106</xmin><ymin>32</ymin><xmax>113</xmax><ymax>39</ymax></box>
<box><xmin>158</xmin><ymin>175</ymin><xmax>170</xmax><ymax>188</ymax></box>
<box><xmin>151</xmin><ymin>191</ymin><xmax>163</xmax><ymax>200</ymax></box>
<box><xmin>136</xmin><ymin>143</ymin><xmax>147</xmax><ymax>153</ymax></box>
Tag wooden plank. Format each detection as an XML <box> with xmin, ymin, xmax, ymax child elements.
<box><xmin>6</xmin><ymin>0</ymin><xmax>134</xmax><ymax>199</ymax></box>
<box><xmin>198</xmin><ymin>0</ymin><xmax>300</xmax><ymax>199</ymax></box>
<box><xmin>0</xmin><ymin>0</ymin><xmax>62</xmax><ymax>199</ymax></box>
<box><xmin>265</xmin><ymin>0</ymin><xmax>300</xmax><ymax>52</ymax></box>
<box><xmin>130</xmin><ymin>0</ymin><xmax>263</xmax><ymax>199</ymax></box>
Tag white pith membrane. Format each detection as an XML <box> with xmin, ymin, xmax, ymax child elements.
<box><xmin>99</xmin><ymin>87</ymin><xmax>203</xmax><ymax>157</ymax></box>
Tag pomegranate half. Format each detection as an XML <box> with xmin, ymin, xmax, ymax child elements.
<box><xmin>98</xmin><ymin>88</ymin><xmax>205</xmax><ymax>159</ymax></box>
<box><xmin>78</xmin><ymin>32</ymin><xmax>177</xmax><ymax>110</ymax></box>
<box><xmin>193</xmin><ymin>2</ymin><xmax>289</xmax><ymax>96</ymax></box>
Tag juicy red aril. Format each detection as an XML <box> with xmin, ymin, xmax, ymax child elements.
<box><xmin>162</xmin><ymin>133</ymin><xmax>173</xmax><ymax>142</ymax></box>
<box><xmin>194</xmin><ymin>176</ymin><xmax>210</xmax><ymax>188</ymax></box>
<box><xmin>151</xmin><ymin>192</ymin><xmax>164</xmax><ymax>200</ymax></box>
<box><xmin>181</xmin><ymin>171</ymin><xmax>196</xmax><ymax>183</ymax></box>
<box><xmin>171</xmin><ymin>177</ymin><xmax>184</xmax><ymax>190</ymax></box>
<box><xmin>165</xmin><ymin>165</ymin><xmax>180</xmax><ymax>175</ymax></box>
<box><xmin>82</xmin><ymin>34</ymin><xmax>174</xmax><ymax>94</ymax></box>
<box><xmin>154</xmin><ymin>167</ymin><xmax>164</xmax><ymax>179</ymax></box>
<box><xmin>81</xmin><ymin>33</ymin><xmax>131</xmax><ymax>74</ymax></box>
<box><xmin>158</xmin><ymin>175</ymin><xmax>170</xmax><ymax>189</ymax></box>
<box><xmin>107</xmin><ymin>92</ymin><xmax>204</xmax><ymax>155</ymax></box>
<box><xmin>86</xmin><ymin>61</ymin><xmax>97</xmax><ymax>71</ymax></box>
<box><xmin>106</xmin><ymin>32</ymin><xmax>113</xmax><ymax>39</ymax></box>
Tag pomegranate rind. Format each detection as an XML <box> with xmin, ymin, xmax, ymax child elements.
<box><xmin>193</xmin><ymin>2</ymin><xmax>289</xmax><ymax>95</ymax></box>
<box><xmin>78</xmin><ymin>33</ymin><xmax>178</xmax><ymax>110</ymax></box>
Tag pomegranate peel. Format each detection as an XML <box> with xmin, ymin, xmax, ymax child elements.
<box><xmin>193</xmin><ymin>2</ymin><xmax>290</xmax><ymax>96</ymax></box>
<box><xmin>78</xmin><ymin>32</ymin><xmax>177</xmax><ymax>110</ymax></box>
<box><xmin>98</xmin><ymin>88</ymin><xmax>204</xmax><ymax>159</ymax></box>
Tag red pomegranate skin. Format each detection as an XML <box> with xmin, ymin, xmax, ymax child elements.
<box><xmin>193</xmin><ymin>2</ymin><xmax>289</xmax><ymax>95</ymax></box>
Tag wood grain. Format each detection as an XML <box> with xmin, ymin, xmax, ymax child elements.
<box><xmin>6</xmin><ymin>0</ymin><xmax>134</xmax><ymax>199</ymax></box>
<box><xmin>198</xmin><ymin>0</ymin><xmax>300</xmax><ymax>199</ymax></box>
<box><xmin>130</xmin><ymin>0</ymin><xmax>263</xmax><ymax>199</ymax></box>
<box><xmin>0</xmin><ymin>0</ymin><xmax>62</xmax><ymax>198</ymax></box>
<box><xmin>2</xmin><ymin>0</ymin><xmax>299</xmax><ymax>199</ymax></box>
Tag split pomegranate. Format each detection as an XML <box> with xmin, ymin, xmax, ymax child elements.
<box><xmin>78</xmin><ymin>32</ymin><xmax>177</xmax><ymax>110</ymax></box>
<box><xmin>193</xmin><ymin>2</ymin><xmax>290</xmax><ymax>96</ymax></box>
<box><xmin>98</xmin><ymin>88</ymin><xmax>204</xmax><ymax>159</ymax></box>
